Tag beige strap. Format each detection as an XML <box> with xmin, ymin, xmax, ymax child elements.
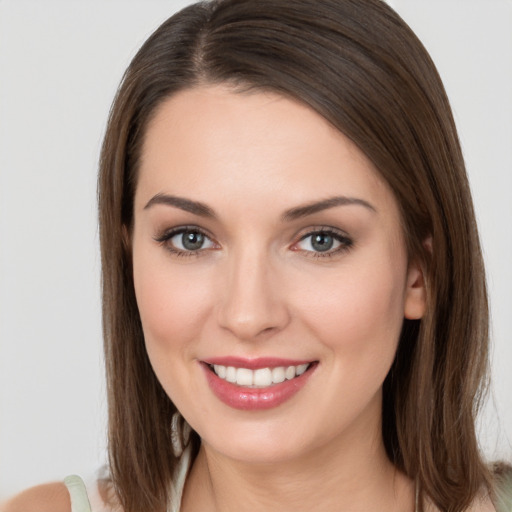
<box><xmin>64</xmin><ymin>475</ymin><xmax>93</xmax><ymax>512</ymax></box>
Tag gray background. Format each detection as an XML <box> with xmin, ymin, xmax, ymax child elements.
<box><xmin>1</xmin><ymin>0</ymin><xmax>511</xmax><ymax>498</ymax></box>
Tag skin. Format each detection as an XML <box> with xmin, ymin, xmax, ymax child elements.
<box><xmin>1</xmin><ymin>482</ymin><xmax>70</xmax><ymax>512</ymax></box>
<box><xmin>131</xmin><ymin>85</ymin><xmax>427</xmax><ymax>512</ymax></box>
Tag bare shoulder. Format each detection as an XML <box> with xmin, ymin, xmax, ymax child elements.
<box><xmin>1</xmin><ymin>482</ymin><xmax>71</xmax><ymax>512</ymax></box>
<box><xmin>425</xmin><ymin>490</ymin><xmax>497</xmax><ymax>512</ymax></box>
<box><xmin>466</xmin><ymin>489</ymin><xmax>499</xmax><ymax>512</ymax></box>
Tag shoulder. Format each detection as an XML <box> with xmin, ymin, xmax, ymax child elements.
<box><xmin>466</xmin><ymin>493</ymin><xmax>499</xmax><ymax>512</ymax></box>
<box><xmin>1</xmin><ymin>482</ymin><xmax>71</xmax><ymax>512</ymax></box>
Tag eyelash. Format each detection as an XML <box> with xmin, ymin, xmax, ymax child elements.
<box><xmin>154</xmin><ymin>226</ymin><xmax>217</xmax><ymax>258</ymax></box>
<box><xmin>292</xmin><ymin>227</ymin><xmax>354</xmax><ymax>259</ymax></box>
<box><xmin>154</xmin><ymin>226</ymin><xmax>354</xmax><ymax>259</ymax></box>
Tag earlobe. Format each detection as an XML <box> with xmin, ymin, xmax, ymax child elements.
<box><xmin>404</xmin><ymin>259</ymin><xmax>427</xmax><ymax>320</ymax></box>
<box><xmin>404</xmin><ymin>236</ymin><xmax>431</xmax><ymax>319</ymax></box>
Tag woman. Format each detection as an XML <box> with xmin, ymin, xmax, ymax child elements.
<box><xmin>5</xmin><ymin>0</ymin><xmax>511</xmax><ymax>511</ymax></box>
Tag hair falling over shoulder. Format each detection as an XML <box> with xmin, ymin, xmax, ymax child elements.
<box><xmin>97</xmin><ymin>1</ymin><xmax>508</xmax><ymax>511</ymax></box>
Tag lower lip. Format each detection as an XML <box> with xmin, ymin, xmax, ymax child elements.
<box><xmin>201</xmin><ymin>363</ymin><xmax>316</xmax><ymax>411</ymax></box>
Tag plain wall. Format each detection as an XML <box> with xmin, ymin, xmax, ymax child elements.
<box><xmin>0</xmin><ymin>0</ymin><xmax>511</xmax><ymax>498</ymax></box>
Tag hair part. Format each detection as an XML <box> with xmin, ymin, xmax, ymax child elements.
<box><xmin>98</xmin><ymin>1</ymin><xmax>492</xmax><ymax>510</ymax></box>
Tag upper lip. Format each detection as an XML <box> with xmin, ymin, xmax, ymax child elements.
<box><xmin>201</xmin><ymin>356</ymin><xmax>315</xmax><ymax>370</ymax></box>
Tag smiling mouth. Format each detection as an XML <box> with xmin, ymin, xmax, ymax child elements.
<box><xmin>202</xmin><ymin>359</ymin><xmax>318</xmax><ymax>410</ymax></box>
<box><xmin>207</xmin><ymin>362</ymin><xmax>313</xmax><ymax>388</ymax></box>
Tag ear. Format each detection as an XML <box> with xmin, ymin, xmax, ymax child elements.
<box><xmin>403</xmin><ymin>237</ymin><xmax>431</xmax><ymax>320</ymax></box>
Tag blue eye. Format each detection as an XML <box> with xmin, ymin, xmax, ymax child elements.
<box><xmin>296</xmin><ymin>230</ymin><xmax>352</xmax><ymax>255</ymax></box>
<box><xmin>171</xmin><ymin>230</ymin><xmax>214</xmax><ymax>251</ymax></box>
<box><xmin>156</xmin><ymin>227</ymin><xmax>216</xmax><ymax>255</ymax></box>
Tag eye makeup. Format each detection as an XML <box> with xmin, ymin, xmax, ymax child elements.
<box><xmin>292</xmin><ymin>227</ymin><xmax>354</xmax><ymax>259</ymax></box>
<box><xmin>153</xmin><ymin>225</ymin><xmax>218</xmax><ymax>258</ymax></box>
<box><xmin>153</xmin><ymin>223</ymin><xmax>354</xmax><ymax>260</ymax></box>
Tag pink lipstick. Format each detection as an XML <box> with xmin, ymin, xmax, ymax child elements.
<box><xmin>200</xmin><ymin>358</ymin><xmax>317</xmax><ymax>410</ymax></box>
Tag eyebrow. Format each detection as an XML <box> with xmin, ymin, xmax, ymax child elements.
<box><xmin>281</xmin><ymin>196</ymin><xmax>376</xmax><ymax>221</ymax></box>
<box><xmin>143</xmin><ymin>193</ymin><xmax>376</xmax><ymax>220</ymax></box>
<box><xmin>144</xmin><ymin>193</ymin><xmax>216</xmax><ymax>218</ymax></box>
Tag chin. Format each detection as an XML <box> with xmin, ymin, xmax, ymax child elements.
<box><xmin>198</xmin><ymin>422</ymin><xmax>308</xmax><ymax>464</ymax></box>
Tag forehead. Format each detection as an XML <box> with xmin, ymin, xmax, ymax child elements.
<box><xmin>136</xmin><ymin>85</ymin><xmax>396</xmax><ymax>217</ymax></box>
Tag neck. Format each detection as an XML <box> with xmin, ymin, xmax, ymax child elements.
<box><xmin>181</xmin><ymin>416</ymin><xmax>415</xmax><ymax>512</ymax></box>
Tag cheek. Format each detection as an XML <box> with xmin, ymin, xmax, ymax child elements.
<box><xmin>296</xmin><ymin>252</ymin><xmax>407</xmax><ymax>369</ymax></box>
<box><xmin>132</xmin><ymin>248</ymin><xmax>213</xmax><ymax>358</ymax></box>
<box><xmin>132</xmin><ymin>251</ymin><xmax>218</xmax><ymax>407</ymax></box>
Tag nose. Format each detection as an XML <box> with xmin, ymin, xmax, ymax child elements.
<box><xmin>216</xmin><ymin>248</ymin><xmax>291</xmax><ymax>341</ymax></box>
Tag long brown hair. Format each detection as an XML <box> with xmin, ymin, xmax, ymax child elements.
<box><xmin>98</xmin><ymin>1</ymin><xmax>493</xmax><ymax>510</ymax></box>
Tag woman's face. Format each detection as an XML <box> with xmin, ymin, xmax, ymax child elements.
<box><xmin>132</xmin><ymin>85</ymin><xmax>426</xmax><ymax>463</ymax></box>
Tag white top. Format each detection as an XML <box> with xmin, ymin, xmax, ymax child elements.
<box><xmin>64</xmin><ymin>444</ymin><xmax>192</xmax><ymax>512</ymax></box>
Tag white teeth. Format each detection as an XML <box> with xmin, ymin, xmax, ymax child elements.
<box><xmin>214</xmin><ymin>364</ymin><xmax>226</xmax><ymax>379</ymax></box>
<box><xmin>285</xmin><ymin>366</ymin><xmax>296</xmax><ymax>380</ymax></box>
<box><xmin>271</xmin><ymin>367</ymin><xmax>286</xmax><ymax>384</ymax></box>
<box><xmin>225</xmin><ymin>366</ymin><xmax>237</xmax><ymax>383</ymax></box>
<box><xmin>296</xmin><ymin>363</ymin><xmax>308</xmax><ymax>376</ymax></box>
<box><xmin>236</xmin><ymin>368</ymin><xmax>253</xmax><ymax>386</ymax></box>
<box><xmin>211</xmin><ymin>363</ymin><xmax>311</xmax><ymax>387</ymax></box>
<box><xmin>253</xmin><ymin>368</ymin><xmax>272</xmax><ymax>387</ymax></box>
